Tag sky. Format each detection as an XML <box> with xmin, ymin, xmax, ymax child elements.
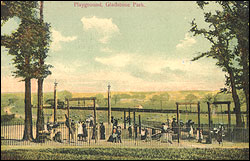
<box><xmin>1</xmin><ymin>1</ymin><xmax>226</xmax><ymax>93</ymax></box>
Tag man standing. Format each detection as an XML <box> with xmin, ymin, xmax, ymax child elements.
<box><xmin>128</xmin><ymin>125</ymin><xmax>132</xmax><ymax>139</ymax></box>
<box><xmin>82</xmin><ymin>122</ymin><xmax>88</xmax><ymax>142</ymax></box>
<box><xmin>100</xmin><ymin>122</ymin><xmax>106</xmax><ymax>140</ymax></box>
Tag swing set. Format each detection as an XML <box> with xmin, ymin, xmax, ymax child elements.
<box><xmin>176</xmin><ymin>102</ymin><xmax>202</xmax><ymax>143</ymax></box>
<box><xmin>207</xmin><ymin>101</ymin><xmax>232</xmax><ymax>141</ymax></box>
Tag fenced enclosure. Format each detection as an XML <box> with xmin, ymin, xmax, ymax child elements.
<box><xmin>1</xmin><ymin>95</ymin><xmax>248</xmax><ymax>147</ymax></box>
<box><xmin>1</xmin><ymin>121</ymin><xmax>249</xmax><ymax>147</ymax></box>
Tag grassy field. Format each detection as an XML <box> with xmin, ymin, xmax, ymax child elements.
<box><xmin>1</xmin><ymin>147</ymin><xmax>249</xmax><ymax>160</ymax></box>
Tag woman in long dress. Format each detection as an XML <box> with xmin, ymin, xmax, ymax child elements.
<box><xmin>77</xmin><ymin>122</ymin><xmax>83</xmax><ymax>141</ymax></box>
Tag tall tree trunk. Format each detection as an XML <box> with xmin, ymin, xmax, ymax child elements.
<box><xmin>36</xmin><ymin>1</ymin><xmax>45</xmax><ymax>141</ymax></box>
<box><xmin>242</xmin><ymin>56</ymin><xmax>249</xmax><ymax>129</ymax></box>
<box><xmin>23</xmin><ymin>78</ymin><xmax>33</xmax><ymax>141</ymax></box>
<box><xmin>228</xmin><ymin>69</ymin><xmax>242</xmax><ymax>128</ymax></box>
<box><xmin>36</xmin><ymin>78</ymin><xmax>44</xmax><ymax>140</ymax></box>
<box><xmin>244</xmin><ymin>86</ymin><xmax>249</xmax><ymax>129</ymax></box>
<box><xmin>238</xmin><ymin>37</ymin><xmax>249</xmax><ymax>129</ymax></box>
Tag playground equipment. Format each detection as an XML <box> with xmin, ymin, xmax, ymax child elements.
<box><xmin>207</xmin><ymin>101</ymin><xmax>232</xmax><ymax>142</ymax></box>
<box><xmin>176</xmin><ymin>102</ymin><xmax>202</xmax><ymax>143</ymax></box>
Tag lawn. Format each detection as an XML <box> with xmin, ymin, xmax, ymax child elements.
<box><xmin>1</xmin><ymin>147</ymin><xmax>249</xmax><ymax>160</ymax></box>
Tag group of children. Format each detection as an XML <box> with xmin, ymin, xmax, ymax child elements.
<box><xmin>49</xmin><ymin>114</ymin><xmax>225</xmax><ymax>145</ymax></box>
<box><xmin>107</xmin><ymin>117</ymin><xmax>122</xmax><ymax>143</ymax></box>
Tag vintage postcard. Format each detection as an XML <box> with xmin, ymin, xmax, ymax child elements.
<box><xmin>1</xmin><ymin>1</ymin><xmax>249</xmax><ymax>160</ymax></box>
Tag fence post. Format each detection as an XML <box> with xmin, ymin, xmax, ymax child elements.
<box><xmin>176</xmin><ymin>102</ymin><xmax>180</xmax><ymax>144</ymax></box>
<box><xmin>228</xmin><ymin>102</ymin><xmax>232</xmax><ymax>141</ymax></box>
<box><xmin>139</xmin><ymin>115</ymin><xmax>141</xmax><ymax>134</ymax></box>
<box><xmin>207</xmin><ymin>102</ymin><xmax>211</xmax><ymax>130</ymax></box>
<box><xmin>129</xmin><ymin>108</ymin><xmax>131</xmax><ymax>126</ymax></box>
<box><xmin>67</xmin><ymin>99</ymin><xmax>70</xmax><ymax>144</ymax></box>
<box><xmin>108</xmin><ymin>84</ymin><xmax>111</xmax><ymax>125</ymax></box>
<box><xmin>124</xmin><ymin>111</ymin><xmax>126</xmax><ymax>129</ymax></box>
<box><xmin>198</xmin><ymin>102</ymin><xmax>202</xmax><ymax>143</ymax></box>
<box><xmin>93</xmin><ymin>98</ymin><xmax>97</xmax><ymax>143</ymax></box>
<box><xmin>54</xmin><ymin>81</ymin><xmax>58</xmax><ymax>123</ymax></box>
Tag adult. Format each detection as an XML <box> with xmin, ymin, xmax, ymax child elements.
<box><xmin>161</xmin><ymin>123</ymin><xmax>168</xmax><ymax>143</ymax></box>
<box><xmin>82</xmin><ymin>122</ymin><xmax>88</xmax><ymax>142</ymax></box>
<box><xmin>128</xmin><ymin>125</ymin><xmax>132</xmax><ymax>138</ymax></box>
<box><xmin>172</xmin><ymin>118</ymin><xmax>178</xmax><ymax>134</ymax></box>
<box><xmin>100</xmin><ymin>122</ymin><xmax>106</xmax><ymax>140</ymax></box>
<box><xmin>77</xmin><ymin>121</ymin><xmax>83</xmax><ymax>141</ymax></box>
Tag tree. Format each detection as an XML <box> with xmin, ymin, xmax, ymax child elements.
<box><xmin>1</xmin><ymin>1</ymin><xmax>37</xmax><ymax>27</ymax></box>
<box><xmin>190</xmin><ymin>1</ymin><xmax>246</xmax><ymax>128</ymax></box>
<box><xmin>8</xmin><ymin>97</ymin><xmax>18</xmax><ymax>106</ymax></box>
<box><xmin>185</xmin><ymin>94</ymin><xmax>198</xmax><ymax>103</ymax></box>
<box><xmin>159</xmin><ymin>93</ymin><xmax>170</xmax><ymax>102</ymax></box>
<box><xmin>59</xmin><ymin>90</ymin><xmax>73</xmax><ymax>100</ymax></box>
<box><xmin>35</xmin><ymin>1</ymin><xmax>52</xmax><ymax>141</ymax></box>
<box><xmin>2</xmin><ymin>19</ymin><xmax>43</xmax><ymax>141</ymax></box>
<box><xmin>1</xmin><ymin>1</ymin><xmax>52</xmax><ymax>140</ymax></box>
<box><xmin>95</xmin><ymin>94</ymin><xmax>105</xmax><ymax>106</ymax></box>
<box><xmin>112</xmin><ymin>94</ymin><xmax>121</xmax><ymax>105</ymax></box>
<box><xmin>202</xmin><ymin>93</ymin><xmax>217</xmax><ymax>104</ymax></box>
<box><xmin>219</xmin><ymin>1</ymin><xmax>249</xmax><ymax>128</ymax></box>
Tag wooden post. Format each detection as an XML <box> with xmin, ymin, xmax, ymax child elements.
<box><xmin>207</xmin><ymin>102</ymin><xmax>211</xmax><ymax>130</ymax></box>
<box><xmin>93</xmin><ymin>99</ymin><xmax>97</xmax><ymax>143</ymax></box>
<box><xmin>67</xmin><ymin>99</ymin><xmax>70</xmax><ymax>144</ymax></box>
<box><xmin>139</xmin><ymin>115</ymin><xmax>141</xmax><ymax>134</ymax></box>
<box><xmin>133</xmin><ymin>111</ymin><xmax>136</xmax><ymax>128</ymax></box>
<box><xmin>176</xmin><ymin>103</ymin><xmax>180</xmax><ymax>143</ymax></box>
<box><xmin>124</xmin><ymin>111</ymin><xmax>126</xmax><ymax>129</ymax></box>
<box><xmin>54</xmin><ymin>81</ymin><xmax>58</xmax><ymax>123</ymax></box>
<box><xmin>108</xmin><ymin>84</ymin><xmax>111</xmax><ymax>125</ymax></box>
<box><xmin>227</xmin><ymin>102</ymin><xmax>232</xmax><ymax>141</ymax></box>
<box><xmin>129</xmin><ymin>108</ymin><xmax>131</xmax><ymax>126</ymax></box>
<box><xmin>198</xmin><ymin>102</ymin><xmax>202</xmax><ymax>143</ymax></box>
<box><xmin>133</xmin><ymin>111</ymin><xmax>136</xmax><ymax>139</ymax></box>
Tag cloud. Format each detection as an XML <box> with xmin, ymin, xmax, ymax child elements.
<box><xmin>81</xmin><ymin>16</ymin><xmax>119</xmax><ymax>44</ymax></box>
<box><xmin>176</xmin><ymin>33</ymin><xmax>196</xmax><ymax>49</ymax></box>
<box><xmin>51</xmin><ymin>29</ymin><xmax>77</xmax><ymax>51</ymax></box>
<box><xmin>95</xmin><ymin>54</ymin><xmax>131</xmax><ymax>67</ymax></box>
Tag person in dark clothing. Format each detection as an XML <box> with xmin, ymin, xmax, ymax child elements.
<box><xmin>141</xmin><ymin>128</ymin><xmax>148</xmax><ymax>140</ymax></box>
<box><xmin>171</xmin><ymin>118</ymin><xmax>178</xmax><ymax>134</ymax></box>
<box><xmin>128</xmin><ymin>125</ymin><xmax>132</xmax><ymax>138</ymax></box>
<box><xmin>134</xmin><ymin>124</ymin><xmax>138</xmax><ymax>139</ymax></box>
<box><xmin>90</xmin><ymin>120</ymin><xmax>94</xmax><ymax>127</ymax></box>
<box><xmin>100</xmin><ymin>122</ymin><xmax>105</xmax><ymax>140</ymax></box>
<box><xmin>53</xmin><ymin>131</ymin><xmax>62</xmax><ymax>143</ymax></box>
<box><xmin>113</xmin><ymin>119</ymin><xmax>118</xmax><ymax>127</ymax></box>
<box><xmin>65</xmin><ymin>114</ymin><xmax>74</xmax><ymax>141</ymax></box>
<box><xmin>92</xmin><ymin>124</ymin><xmax>97</xmax><ymax>140</ymax></box>
<box><xmin>82</xmin><ymin>122</ymin><xmax>88</xmax><ymax>142</ymax></box>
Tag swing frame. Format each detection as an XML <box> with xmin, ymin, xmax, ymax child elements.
<box><xmin>207</xmin><ymin>101</ymin><xmax>231</xmax><ymax>141</ymax></box>
<box><xmin>176</xmin><ymin>102</ymin><xmax>201</xmax><ymax>143</ymax></box>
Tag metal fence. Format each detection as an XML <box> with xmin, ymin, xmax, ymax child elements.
<box><xmin>1</xmin><ymin>121</ymin><xmax>249</xmax><ymax>146</ymax></box>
